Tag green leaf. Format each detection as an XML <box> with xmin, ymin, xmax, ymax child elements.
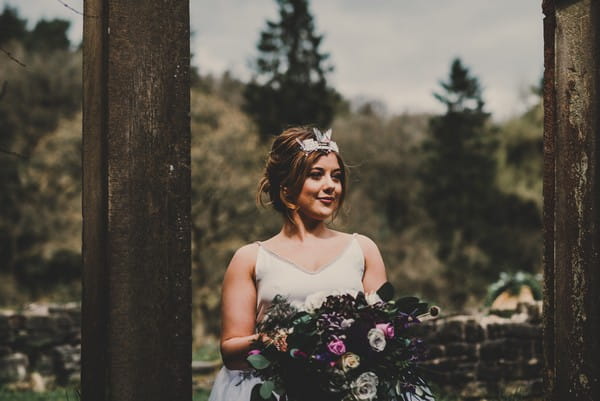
<box><xmin>292</xmin><ymin>313</ymin><xmax>312</xmax><ymax>326</ymax></box>
<box><xmin>414</xmin><ymin>302</ymin><xmax>430</xmax><ymax>315</ymax></box>
<box><xmin>260</xmin><ymin>380</ymin><xmax>275</xmax><ymax>399</ymax></box>
<box><xmin>251</xmin><ymin>384</ymin><xmax>263</xmax><ymax>401</ymax></box>
<box><xmin>247</xmin><ymin>354</ymin><xmax>271</xmax><ymax>370</ymax></box>
<box><xmin>376</xmin><ymin>281</ymin><xmax>395</xmax><ymax>301</ymax></box>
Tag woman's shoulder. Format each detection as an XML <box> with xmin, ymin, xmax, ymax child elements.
<box><xmin>329</xmin><ymin>230</ymin><xmax>379</xmax><ymax>251</ymax></box>
<box><xmin>347</xmin><ymin>232</ymin><xmax>381</xmax><ymax>259</ymax></box>
<box><xmin>226</xmin><ymin>243</ymin><xmax>260</xmax><ymax>273</ymax></box>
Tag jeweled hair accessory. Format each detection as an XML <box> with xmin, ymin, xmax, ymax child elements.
<box><xmin>296</xmin><ymin>128</ymin><xmax>340</xmax><ymax>154</ymax></box>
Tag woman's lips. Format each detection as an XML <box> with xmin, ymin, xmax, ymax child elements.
<box><xmin>318</xmin><ymin>197</ymin><xmax>335</xmax><ymax>205</ymax></box>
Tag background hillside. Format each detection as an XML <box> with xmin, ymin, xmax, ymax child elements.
<box><xmin>0</xmin><ymin>5</ymin><xmax>542</xmax><ymax>345</ymax></box>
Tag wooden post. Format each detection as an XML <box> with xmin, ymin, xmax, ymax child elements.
<box><xmin>82</xmin><ymin>1</ymin><xmax>191</xmax><ymax>400</ymax></box>
<box><xmin>543</xmin><ymin>0</ymin><xmax>600</xmax><ymax>399</ymax></box>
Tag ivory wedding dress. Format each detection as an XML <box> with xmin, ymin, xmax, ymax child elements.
<box><xmin>208</xmin><ymin>234</ymin><xmax>365</xmax><ymax>401</ymax></box>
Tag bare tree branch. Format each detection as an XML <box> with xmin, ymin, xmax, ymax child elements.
<box><xmin>0</xmin><ymin>148</ymin><xmax>27</xmax><ymax>159</ymax></box>
<box><xmin>55</xmin><ymin>0</ymin><xmax>98</xmax><ymax>18</ymax></box>
<box><xmin>0</xmin><ymin>46</ymin><xmax>26</xmax><ymax>68</ymax></box>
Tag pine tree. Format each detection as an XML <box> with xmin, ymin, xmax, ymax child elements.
<box><xmin>423</xmin><ymin>59</ymin><xmax>496</xmax><ymax>251</ymax></box>
<box><xmin>421</xmin><ymin>58</ymin><xmax>499</xmax><ymax>305</ymax></box>
<box><xmin>244</xmin><ymin>0</ymin><xmax>340</xmax><ymax>139</ymax></box>
<box><xmin>422</xmin><ymin>59</ymin><xmax>542</xmax><ymax>307</ymax></box>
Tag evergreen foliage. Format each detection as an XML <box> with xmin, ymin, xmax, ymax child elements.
<box><xmin>422</xmin><ymin>59</ymin><xmax>496</xmax><ymax>258</ymax></box>
<box><xmin>0</xmin><ymin>6</ymin><xmax>27</xmax><ymax>45</ymax></box>
<box><xmin>0</xmin><ymin>6</ymin><xmax>543</xmax><ymax>324</ymax></box>
<box><xmin>244</xmin><ymin>0</ymin><xmax>340</xmax><ymax>139</ymax></box>
<box><xmin>0</xmin><ymin>7</ymin><xmax>81</xmax><ymax>304</ymax></box>
<box><xmin>0</xmin><ymin>6</ymin><xmax>71</xmax><ymax>51</ymax></box>
<box><xmin>421</xmin><ymin>59</ymin><xmax>540</xmax><ymax>306</ymax></box>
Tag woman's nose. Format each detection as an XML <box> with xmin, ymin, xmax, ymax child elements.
<box><xmin>323</xmin><ymin>175</ymin><xmax>335</xmax><ymax>190</ymax></box>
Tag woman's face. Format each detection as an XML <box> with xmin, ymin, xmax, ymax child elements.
<box><xmin>294</xmin><ymin>152</ymin><xmax>343</xmax><ymax>221</ymax></box>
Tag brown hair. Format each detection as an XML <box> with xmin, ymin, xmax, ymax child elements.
<box><xmin>257</xmin><ymin>126</ymin><xmax>347</xmax><ymax>221</ymax></box>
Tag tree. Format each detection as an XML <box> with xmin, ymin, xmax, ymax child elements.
<box><xmin>421</xmin><ymin>59</ymin><xmax>541</xmax><ymax>307</ymax></box>
<box><xmin>0</xmin><ymin>8</ymin><xmax>82</xmax><ymax>302</ymax></box>
<box><xmin>0</xmin><ymin>6</ymin><xmax>27</xmax><ymax>45</ymax></box>
<box><xmin>244</xmin><ymin>0</ymin><xmax>340</xmax><ymax>139</ymax></box>
<box><xmin>420</xmin><ymin>59</ymin><xmax>499</xmax><ymax>305</ymax></box>
<box><xmin>422</xmin><ymin>59</ymin><xmax>496</xmax><ymax>253</ymax></box>
<box><xmin>25</xmin><ymin>19</ymin><xmax>71</xmax><ymax>52</ymax></box>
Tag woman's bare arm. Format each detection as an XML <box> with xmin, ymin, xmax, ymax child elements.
<box><xmin>357</xmin><ymin>234</ymin><xmax>388</xmax><ymax>294</ymax></box>
<box><xmin>219</xmin><ymin>244</ymin><xmax>260</xmax><ymax>370</ymax></box>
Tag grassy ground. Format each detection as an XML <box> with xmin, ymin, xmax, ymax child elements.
<box><xmin>192</xmin><ymin>337</ymin><xmax>221</xmax><ymax>362</ymax></box>
<box><xmin>0</xmin><ymin>388</ymin><xmax>79</xmax><ymax>401</ymax></box>
<box><xmin>0</xmin><ymin>388</ymin><xmax>211</xmax><ymax>401</ymax></box>
<box><xmin>0</xmin><ymin>387</ymin><xmax>527</xmax><ymax>401</ymax></box>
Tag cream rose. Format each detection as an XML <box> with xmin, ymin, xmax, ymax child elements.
<box><xmin>341</xmin><ymin>352</ymin><xmax>360</xmax><ymax>372</ymax></box>
<box><xmin>351</xmin><ymin>371</ymin><xmax>379</xmax><ymax>400</ymax></box>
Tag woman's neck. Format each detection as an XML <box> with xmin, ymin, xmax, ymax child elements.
<box><xmin>280</xmin><ymin>213</ymin><xmax>331</xmax><ymax>241</ymax></box>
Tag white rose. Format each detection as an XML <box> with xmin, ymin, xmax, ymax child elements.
<box><xmin>367</xmin><ymin>328</ymin><xmax>386</xmax><ymax>352</ymax></box>
<box><xmin>351</xmin><ymin>371</ymin><xmax>379</xmax><ymax>401</ymax></box>
<box><xmin>365</xmin><ymin>291</ymin><xmax>383</xmax><ymax>305</ymax></box>
<box><xmin>304</xmin><ymin>291</ymin><xmax>331</xmax><ymax>312</ymax></box>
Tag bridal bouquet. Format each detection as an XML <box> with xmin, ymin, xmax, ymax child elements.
<box><xmin>247</xmin><ymin>284</ymin><xmax>437</xmax><ymax>401</ymax></box>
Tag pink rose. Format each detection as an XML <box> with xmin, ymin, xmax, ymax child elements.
<box><xmin>376</xmin><ymin>323</ymin><xmax>395</xmax><ymax>339</ymax></box>
<box><xmin>327</xmin><ymin>339</ymin><xmax>347</xmax><ymax>355</ymax></box>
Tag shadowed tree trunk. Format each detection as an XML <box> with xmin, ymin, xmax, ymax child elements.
<box><xmin>82</xmin><ymin>1</ymin><xmax>191</xmax><ymax>400</ymax></box>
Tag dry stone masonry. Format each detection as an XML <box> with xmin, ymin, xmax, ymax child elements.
<box><xmin>0</xmin><ymin>303</ymin><xmax>80</xmax><ymax>391</ymax></box>
<box><xmin>415</xmin><ymin>301</ymin><xmax>543</xmax><ymax>400</ymax></box>
<box><xmin>0</xmin><ymin>302</ymin><xmax>543</xmax><ymax>400</ymax></box>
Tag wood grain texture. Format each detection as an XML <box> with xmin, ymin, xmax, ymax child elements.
<box><xmin>541</xmin><ymin>1</ymin><xmax>556</xmax><ymax>399</ymax></box>
<box><xmin>83</xmin><ymin>1</ymin><xmax>191</xmax><ymax>400</ymax></box>
<box><xmin>548</xmin><ymin>0</ymin><xmax>600</xmax><ymax>399</ymax></box>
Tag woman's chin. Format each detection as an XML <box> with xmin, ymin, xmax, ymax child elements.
<box><xmin>297</xmin><ymin>209</ymin><xmax>335</xmax><ymax>222</ymax></box>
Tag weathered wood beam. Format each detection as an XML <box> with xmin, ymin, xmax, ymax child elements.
<box><xmin>542</xmin><ymin>1</ymin><xmax>556</xmax><ymax>399</ymax></box>
<box><xmin>82</xmin><ymin>1</ymin><xmax>191</xmax><ymax>400</ymax></box>
<box><xmin>544</xmin><ymin>0</ymin><xmax>600</xmax><ymax>399</ymax></box>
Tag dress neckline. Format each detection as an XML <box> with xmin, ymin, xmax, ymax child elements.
<box><xmin>258</xmin><ymin>233</ymin><xmax>357</xmax><ymax>275</ymax></box>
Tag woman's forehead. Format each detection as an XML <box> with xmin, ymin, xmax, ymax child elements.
<box><xmin>310</xmin><ymin>153</ymin><xmax>341</xmax><ymax>169</ymax></box>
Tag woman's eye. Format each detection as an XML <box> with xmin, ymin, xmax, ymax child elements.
<box><xmin>310</xmin><ymin>171</ymin><xmax>322</xmax><ymax>178</ymax></box>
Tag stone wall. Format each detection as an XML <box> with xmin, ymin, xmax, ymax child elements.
<box><xmin>0</xmin><ymin>302</ymin><xmax>544</xmax><ymax>399</ymax></box>
<box><xmin>415</xmin><ymin>302</ymin><xmax>543</xmax><ymax>400</ymax></box>
<box><xmin>0</xmin><ymin>303</ymin><xmax>81</xmax><ymax>391</ymax></box>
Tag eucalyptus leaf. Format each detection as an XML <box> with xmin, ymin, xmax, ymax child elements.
<box><xmin>260</xmin><ymin>380</ymin><xmax>275</xmax><ymax>399</ymax></box>
<box><xmin>251</xmin><ymin>384</ymin><xmax>263</xmax><ymax>401</ymax></box>
<box><xmin>248</xmin><ymin>354</ymin><xmax>271</xmax><ymax>369</ymax></box>
<box><xmin>292</xmin><ymin>313</ymin><xmax>312</xmax><ymax>325</ymax></box>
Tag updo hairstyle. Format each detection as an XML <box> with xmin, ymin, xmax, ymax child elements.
<box><xmin>257</xmin><ymin>126</ymin><xmax>347</xmax><ymax>220</ymax></box>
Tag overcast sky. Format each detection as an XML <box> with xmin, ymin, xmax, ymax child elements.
<box><xmin>5</xmin><ymin>1</ymin><xmax>544</xmax><ymax>120</ymax></box>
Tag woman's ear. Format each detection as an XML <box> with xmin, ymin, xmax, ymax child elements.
<box><xmin>279</xmin><ymin>186</ymin><xmax>298</xmax><ymax>211</ymax></box>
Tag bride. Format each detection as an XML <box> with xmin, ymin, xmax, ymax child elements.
<box><xmin>208</xmin><ymin>126</ymin><xmax>388</xmax><ymax>401</ymax></box>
